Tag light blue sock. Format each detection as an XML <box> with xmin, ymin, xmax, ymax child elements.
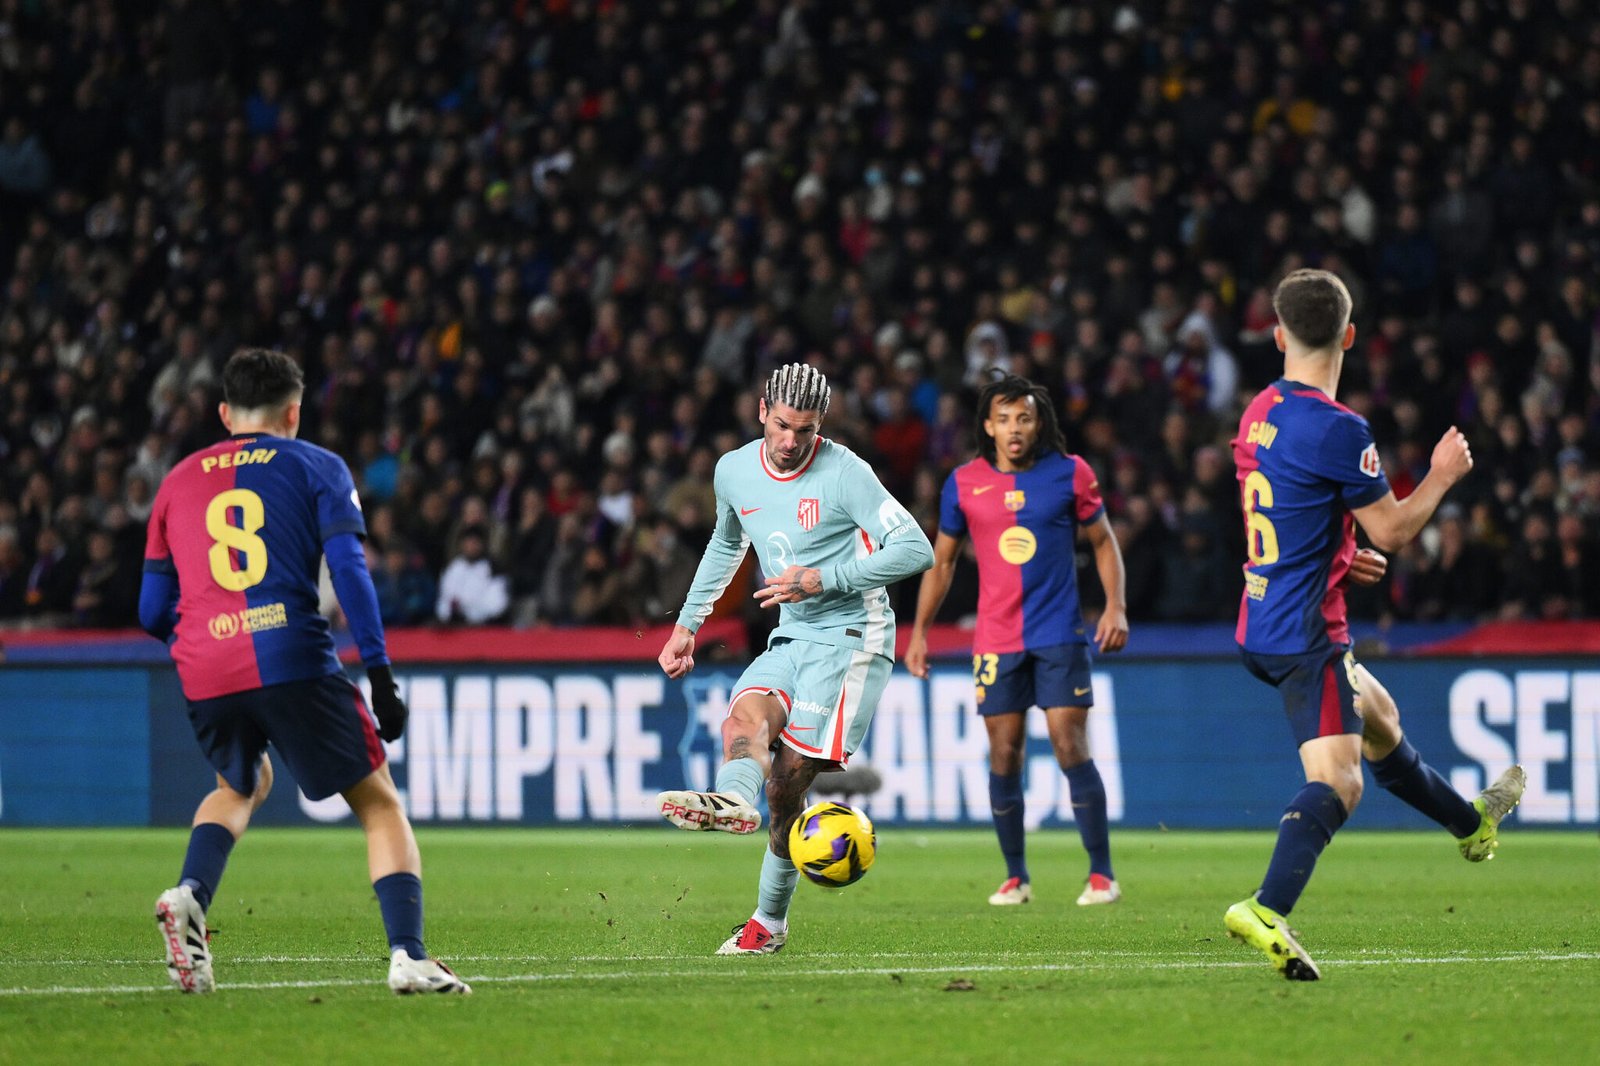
<box><xmin>714</xmin><ymin>757</ymin><xmax>765</xmax><ymax>807</ymax></box>
<box><xmin>755</xmin><ymin>846</ymin><xmax>799</xmax><ymax>929</ymax></box>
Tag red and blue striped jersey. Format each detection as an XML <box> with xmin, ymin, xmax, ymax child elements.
<box><xmin>143</xmin><ymin>434</ymin><xmax>367</xmax><ymax>700</ymax></box>
<box><xmin>1232</xmin><ymin>379</ymin><xmax>1391</xmax><ymax>655</ymax></box>
<box><xmin>939</xmin><ymin>452</ymin><xmax>1104</xmax><ymax>654</ymax></box>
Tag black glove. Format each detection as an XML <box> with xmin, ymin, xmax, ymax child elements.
<box><xmin>367</xmin><ymin>664</ymin><xmax>408</xmax><ymax>742</ymax></box>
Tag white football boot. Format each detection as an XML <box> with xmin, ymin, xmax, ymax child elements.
<box><xmin>715</xmin><ymin>917</ymin><xmax>787</xmax><ymax>955</ymax></box>
<box><xmin>1076</xmin><ymin>873</ymin><xmax>1122</xmax><ymax>906</ymax></box>
<box><xmin>154</xmin><ymin>885</ymin><xmax>215</xmax><ymax>993</ymax></box>
<box><xmin>657</xmin><ymin>790</ymin><xmax>761</xmax><ymax>834</ymax></box>
<box><xmin>387</xmin><ymin>949</ymin><xmax>472</xmax><ymax>995</ymax></box>
<box><xmin>988</xmin><ymin>877</ymin><xmax>1033</xmax><ymax>906</ymax></box>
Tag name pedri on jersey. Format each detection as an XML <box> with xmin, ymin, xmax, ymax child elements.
<box><xmin>939</xmin><ymin>451</ymin><xmax>1105</xmax><ymax>654</ymax></box>
<box><xmin>1232</xmin><ymin>379</ymin><xmax>1391</xmax><ymax>656</ymax></box>
<box><xmin>144</xmin><ymin>434</ymin><xmax>366</xmax><ymax>700</ymax></box>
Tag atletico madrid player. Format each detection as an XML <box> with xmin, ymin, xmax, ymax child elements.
<box><xmin>654</xmin><ymin>363</ymin><xmax>932</xmax><ymax>955</ymax></box>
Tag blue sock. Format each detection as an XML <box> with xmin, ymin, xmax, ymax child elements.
<box><xmin>1256</xmin><ymin>782</ymin><xmax>1348</xmax><ymax>916</ymax></box>
<box><xmin>177</xmin><ymin>823</ymin><xmax>235</xmax><ymax>913</ymax></box>
<box><xmin>989</xmin><ymin>771</ymin><xmax>1028</xmax><ymax>882</ymax></box>
<box><xmin>373</xmin><ymin>872</ymin><xmax>426</xmax><ymax>959</ymax></box>
<box><xmin>1367</xmin><ymin>738</ymin><xmax>1480</xmax><ymax>838</ymax></box>
<box><xmin>755</xmin><ymin>846</ymin><xmax>799</xmax><ymax>928</ymax></box>
<box><xmin>714</xmin><ymin>757</ymin><xmax>765</xmax><ymax>808</ymax></box>
<box><xmin>1064</xmin><ymin>760</ymin><xmax>1113</xmax><ymax>879</ymax></box>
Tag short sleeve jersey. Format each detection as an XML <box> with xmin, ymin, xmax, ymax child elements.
<box><xmin>939</xmin><ymin>451</ymin><xmax>1105</xmax><ymax>654</ymax></box>
<box><xmin>143</xmin><ymin>434</ymin><xmax>366</xmax><ymax>700</ymax></box>
<box><xmin>1232</xmin><ymin>380</ymin><xmax>1391</xmax><ymax>655</ymax></box>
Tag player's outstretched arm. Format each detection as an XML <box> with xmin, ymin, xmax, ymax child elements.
<box><xmin>1084</xmin><ymin>515</ymin><xmax>1129</xmax><ymax>653</ymax></box>
<box><xmin>906</xmin><ymin>531</ymin><xmax>963</xmax><ymax>679</ymax></box>
<box><xmin>325</xmin><ymin>531</ymin><xmax>406</xmax><ymax>741</ymax></box>
<box><xmin>1353</xmin><ymin>427</ymin><xmax>1473</xmax><ymax>552</ymax></box>
<box><xmin>815</xmin><ymin>459</ymin><xmax>934</xmax><ymax>597</ymax></box>
<box><xmin>670</xmin><ymin>467</ymin><xmax>750</xmax><ymax>665</ymax></box>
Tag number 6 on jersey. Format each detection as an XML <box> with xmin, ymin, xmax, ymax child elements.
<box><xmin>1243</xmin><ymin>470</ymin><xmax>1279</xmax><ymax>566</ymax></box>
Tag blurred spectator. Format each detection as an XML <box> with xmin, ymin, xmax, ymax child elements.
<box><xmin>435</xmin><ymin>527</ymin><xmax>509</xmax><ymax>625</ymax></box>
<box><xmin>24</xmin><ymin>528</ymin><xmax>77</xmax><ymax>623</ymax></box>
<box><xmin>1155</xmin><ymin>514</ymin><xmax>1233</xmax><ymax>622</ymax></box>
<box><xmin>70</xmin><ymin>529</ymin><xmax>138</xmax><ymax>628</ymax></box>
<box><xmin>372</xmin><ymin>542</ymin><xmax>437</xmax><ymax>628</ymax></box>
<box><xmin>0</xmin><ymin>528</ymin><xmax>29</xmax><ymax>620</ymax></box>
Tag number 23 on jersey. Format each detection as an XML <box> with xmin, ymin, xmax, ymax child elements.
<box><xmin>206</xmin><ymin>488</ymin><xmax>269</xmax><ymax>590</ymax></box>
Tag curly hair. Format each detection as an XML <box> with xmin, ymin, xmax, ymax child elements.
<box><xmin>975</xmin><ymin>372</ymin><xmax>1066</xmax><ymax>465</ymax></box>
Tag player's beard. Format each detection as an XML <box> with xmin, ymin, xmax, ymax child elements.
<box><xmin>768</xmin><ymin>438</ymin><xmax>813</xmax><ymax>471</ymax></box>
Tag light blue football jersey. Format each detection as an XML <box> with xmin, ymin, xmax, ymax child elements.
<box><xmin>676</xmin><ymin>437</ymin><xmax>933</xmax><ymax>658</ymax></box>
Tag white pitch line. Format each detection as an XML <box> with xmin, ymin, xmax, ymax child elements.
<box><xmin>8</xmin><ymin>946</ymin><xmax>1561</xmax><ymax>967</ymax></box>
<box><xmin>5</xmin><ymin>949</ymin><xmax>1232</xmax><ymax>967</ymax></box>
<box><xmin>1</xmin><ymin>952</ymin><xmax>1595</xmax><ymax>998</ymax></box>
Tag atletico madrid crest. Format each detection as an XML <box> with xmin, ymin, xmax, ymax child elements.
<box><xmin>798</xmin><ymin>498</ymin><xmax>820</xmax><ymax>531</ymax></box>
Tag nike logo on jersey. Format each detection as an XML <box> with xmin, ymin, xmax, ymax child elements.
<box><xmin>741</xmin><ymin>507</ymin><xmax>762</xmax><ymax>515</ymax></box>
<box><xmin>1074</xmin><ymin>686</ymin><xmax>1091</xmax><ymax>696</ymax></box>
<box><xmin>972</xmin><ymin>485</ymin><xmax>995</xmax><ymax>495</ymax></box>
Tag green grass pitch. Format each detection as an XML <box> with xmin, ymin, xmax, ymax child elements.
<box><xmin>2</xmin><ymin>827</ymin><xmax>1597</xmax><ymax>1065</ymax></box>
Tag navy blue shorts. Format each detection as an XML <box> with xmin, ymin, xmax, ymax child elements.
<box><xmin>186</xmin><ymin>672</ymin><xmax>386</xmax><ymax>801</ymax></box>
<box><xmin>1241</xmin><ymin>647</ymin><xmax>1363</xmax><ymax>747</ymax></box>
<box><xmin>973</xmin><ymin>643</ymin><xmax>1094</xmax><ymax>716</ymax></box>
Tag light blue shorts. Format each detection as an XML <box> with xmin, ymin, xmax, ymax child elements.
<box><xmin>730</xmin><ymin>637</ymin><xmax>892</xmax><ymax>767</ymax></box>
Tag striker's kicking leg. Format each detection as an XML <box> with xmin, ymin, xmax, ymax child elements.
<box><xmin>344</xmin><ymin>765</ymin><xmax>470</xmax><ymax>994</ymax></box>
<box><xmin>1046</xmin><ymin>705</ymin><xmax>1119</xmax><ymax>905</ymax></box>
<box><xmin>1354</xmin><ymin>664</ymin><xmax>1525</xmax><ymax>861</ymax></box>
<box><xmin>718</xmin><ymin>745</ymin><xmax>823</xmax><ymax>955</ymax></box>
<box><xmin>659</xmin><ymin>690</ymin><xmax>786</xmax><ymax>835</ymax></box>
<box><xmin>156</xmin><ymin>756</ymin><xmax>274</xmax><ymax>993</ymax></box>
<box><xmin>984</xmin><ymin>712</ymin><xmax>1032</xmax><ymax>905</ymax></box>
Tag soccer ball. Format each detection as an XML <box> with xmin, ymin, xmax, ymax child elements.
<box><xmin>788</xmin><ymin>802</ymin><xmax>877</xmax><ymax>888</ymax></box>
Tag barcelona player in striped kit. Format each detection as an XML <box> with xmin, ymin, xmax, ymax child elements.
<box><xmin>907</xmin><ymin>374</ymin><xmax>1129</xmax><ymax>908</ymax></box>
<box><xmin>139</xmin><ymin>349</ymin><xmax>468</xmax><ymax>994</ymax></box>
<box><xmin>1225</xmin><ymin>270</ymin><xmax>1525</xmax><ymax>980</ymax></box>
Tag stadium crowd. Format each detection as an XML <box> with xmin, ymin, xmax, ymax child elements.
<box><xmin>1</xmin><ymin>0</ymin><xmax>1598</xmax><ymax>641</ymax></box>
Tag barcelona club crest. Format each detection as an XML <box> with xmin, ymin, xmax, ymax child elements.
<box><xmin>798</xmin><ymin>497</ymin><xmax>820</xmax><ymax>531</ymax></box>
<box><xmin>1003</xmin><ymin>489</ymin><xmax>1026</xmax><ymax>512</ymax></box>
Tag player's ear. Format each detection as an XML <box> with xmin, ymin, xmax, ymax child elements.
<box><xmin>218</xmin><ymin>402</ymin><xmax>232</xmax><ymax>432</ymax></box>
<box><xmin>1342</xmin><ymin>322</ymin><xmax>1356</xmax><ymax>351</ymax></box>
<box><xmin>758</xmin><ymin>397</ymin><xmax>768</xmax><ymax>424</ymax></box>
<box><xmin>1272</xmin><ymin>325</ymin><xmax>1287</xmax><ymax>353</ymax></box>
<box><xmin>284</xmin><ymin>401</ymin><xmax>302</xmax><ymax>437</ymax></box>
